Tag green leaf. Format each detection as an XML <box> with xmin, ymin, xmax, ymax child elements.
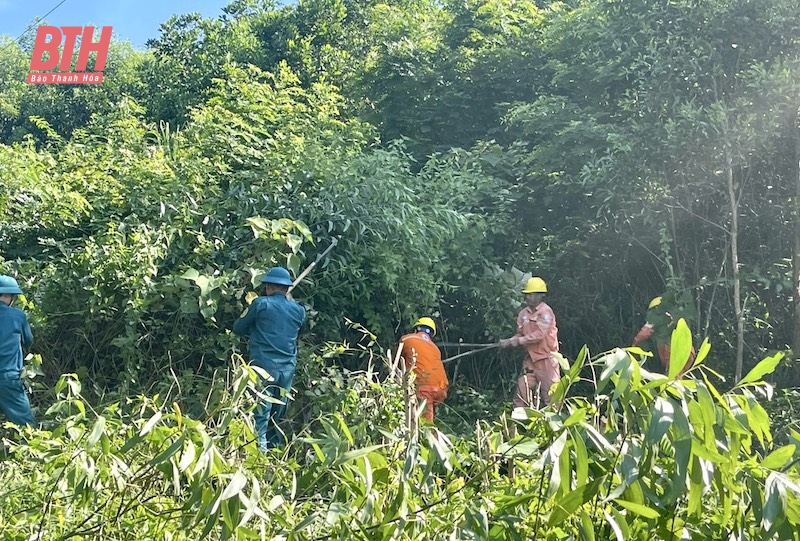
<box><xmin>578</xmin><ymin>511</ymin><xmax>596</xmax><ymax>541</ymax></box>
<box><xmin>762</xmin><ymin>445</ymin><xmax>796</xmax><ymax>470</ymax></box>
<box><xmin>668</xmin><ymin>319</ymin><xmax>692</xmax><ymax>378</ymax></box>
<box><xmin>150</xmin><ymin>435</ymin><xmax>186</xmax><ymax>466</ymax></box>
<box><xmin>331</xmin><ymin>444</ymin><xmax>386</xmax><ymax>467</ymax></box>
<box><xmin>693</xmin><ymin>337</ymin><xmax>711</xmax><ymax>367</ymax></box>
<box><xmin>572</xmin><ymin>429</ymin><xmax>589</xmax><ymax>487</ymax></box>
<box><xmin>667</xmin><ymin>399</ymin><xmax>692</xmax><ymax>504</ymax></box>
<box><xmin>738</xmin><ymin>352</ymin><xmax>784</xmax><ymax>386</ymax></box>
<box><xmin>604</xmin><ymin>510</ymin><xmax>627</xmax><ymax>541</ymax></box>
<box><xmin>139</xmin><ymin>411</ymin><xmax>163</xmax><ymax>437</ymax></box>
<box><xmin>687</xmin><ymin>456</ymin><xmax>704</xmax><ymax>517</ymax></box>
<box><xmin>326</xmin><ymin>501</ymin><xmax>348</xmax><ymax>525</ymax></box>
<box><xmin>285</xmin><ymin>233</ymin><xmax>303</xmax><ymax>253</ymax></box>
<box><xmin>497</xmin><ymin>439</ymin><xmax>539</xmax><ymax>456</ymax></box>
<box><xmin>179</xmin><ymin>439</ymin><xmax>197</xmax><ymax>472</ymax></box>
<box><xmin>645</xmin><ymin>397</ymin><xmax>674</xmax><ymax>445</ymax></box>
<box><xmin>763</xmin><ymin>472</ymin><xmax>787</xmax><ymax>531</ymax></box>
<box><xmin>180</xmin><ymin>268</ymin><xmax>200</xmax><ymax>280</ymax></box>
<box><xmin>614</xmin><ymin>499</ymin><xmax>660</xmax><ymax>519</ymax></box>
<box><xmin>548</xmin><ymin>477</ymin><xmax>605</xmax><ymax>525</ymax></box>
<box><xmin>86</xmin><ymin>415</ymin><xmax>106</xmax><ymax>449</ymax></box>
<box><xmin>220</xmin><ymin>471</ymin><xmax>248</xmax><ymax>501</ymax></box>
<box><xmin>286</xmin><ymin>253</ymin><xmax>302</xmax><ymax>275</ymax></box>
<box><xmin>570</xmin><ymin>345</ymin><xmax>588</xmax><ymax>380</ymax></box>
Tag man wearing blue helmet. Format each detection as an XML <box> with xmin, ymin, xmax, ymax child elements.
<box><xmin>0</xmin><ymin>275</ymin><xmax>36</xmax><ymax>427</ymax></box>
<box><xmin>233</xmin><ymin>266</ymin><xmax>306</xmax><ymax>450</ymax></box>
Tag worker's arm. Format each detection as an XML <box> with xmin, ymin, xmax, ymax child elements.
<box><xmin>500</xmin><ymin>309</ymin><xmax>554</xmax><ymax>348</ymax></box>
<box><xmin>513</xmin><ymin>310</ymin><xmax>554</xmax><ymax>347</ymax></box>
<box><xmin>20</xmin><ymin>317</ymin><xmax>33</xmax><ymax>349</ymax></box>
<box><xmin>232</xmin><ymin>300</ymin><xmax>260</xmax><ymax>336</ymax></box>
<box><xmin>632</xmin><ymin>323</ymin><xmax>654</xmax><ymax>346</ymax></box>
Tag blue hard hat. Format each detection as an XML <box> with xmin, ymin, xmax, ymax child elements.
<box><xmin>0</xmin><ymin>275</ymin><xmax>23</xmax><ymax>295</ymax></box>
<box><xmin>261</xmin><ymin>266</ymin><xmax>293</xmax><ymax>286</ymax></box>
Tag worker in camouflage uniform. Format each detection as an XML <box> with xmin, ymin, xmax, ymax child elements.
<box><xmin>632</xmin><ymin>291</ymin><xmax>696</xmax><ymax>377</ymax></box>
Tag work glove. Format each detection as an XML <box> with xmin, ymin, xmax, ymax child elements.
<box><xmin>499</xmin><ymin>338</ymin><xmax>513</xmax><ymax>349</ymax></box>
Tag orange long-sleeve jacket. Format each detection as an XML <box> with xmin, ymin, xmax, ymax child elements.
<box><xmin>508</xmin><ymin>302</ymin><xmax>559</xmax><ymax>362</ymax></box>
<box><xmin>399</xmin><ymin>331</ymin><xmax>448</xmax><ymax>390</ymax></box>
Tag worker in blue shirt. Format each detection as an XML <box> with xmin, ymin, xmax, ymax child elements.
<box><xmin>0</xmin><ymin>275</ymin><xmax>36</xmax><ymax>427</ymax></box>
<box><xmin>233</xmin><ymin>266</ymin><xmax>305</xmax><ymax>450</ymax></box>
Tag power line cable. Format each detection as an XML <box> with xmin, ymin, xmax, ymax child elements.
<box><xmin>0</xmin><ymin>0</ymin><xmax>70</xmax><ymax>55</ymax></box>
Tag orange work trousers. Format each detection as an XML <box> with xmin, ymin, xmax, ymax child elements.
<box><xmin>514</xmin><ymin>356</ymin><xmax>561</xmax><ymax>409</ymax></box>
<box><xmin>417</xmin><ymin>385</ymin><xmax>447</xmax><ymax>422</ymax></box>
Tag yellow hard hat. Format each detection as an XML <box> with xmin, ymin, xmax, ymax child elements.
<box><xmin>648</xmin><ymin>296</ymin><xmax>663</xmax><ymax>309</ymax></box>
<box><xmin>522</xmin><ymin>277</ymin><xmax>547</xmax><ymax>294</ymax></box>
<box><xmin>413</xmin><ymin>317</ymin><xmax>437</xmax><ymax>336</ymax></box>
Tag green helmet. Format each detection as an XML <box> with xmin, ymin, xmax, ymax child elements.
<box><xmin>0</xmin><ymin>275</ymin><xmax>23</xmax><ymax>295</ymax></box>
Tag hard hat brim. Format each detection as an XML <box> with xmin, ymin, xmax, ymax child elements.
<box><xmin>0</xmin><ymin>286</ymin><xmax>23</xmax><ymax>295</ymax></box>
<box><xmin>261</xmin><ymin>277</ymin><xmax>293</xmax><ymax>286</ymax></box>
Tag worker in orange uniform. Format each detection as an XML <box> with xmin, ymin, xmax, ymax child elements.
<box><xmin>499</xmin><ymin>277</ymin><xmax>561</xmax><ymax>408</ymax></box>
<box><xmin>632</xmin><ymin>293</ymin><xmax>696</xmax><ymax>377</ymax></box>
<box><xmin>399</xmin><ymin>317</ymin><xmax>448</xmax><ymax>423</ymax></box>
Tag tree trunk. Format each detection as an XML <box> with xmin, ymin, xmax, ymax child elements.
<box><xmin>726</xmin><ymin>150</ymin><xmax>744</xmax><ymax>382</ymax></box>
<box><xmin>793</xmin><ymin>112</ymin><xmax>800</xmax><ymax>383</ymax></box>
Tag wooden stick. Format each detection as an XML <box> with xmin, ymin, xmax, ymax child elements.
<box><xmin>442</xmin><ymin>343</ymin><xmax>500</xmax><ymax>364</ymax></box>
<box><xmin>288</xmin><ymin>237</ymin><xmax>339</xmax><ymax>293</ymax></box>
<box><xmin>438</xmin><ymin>342</ymin><xmax>496</xmax><ymax>348</ymax></box>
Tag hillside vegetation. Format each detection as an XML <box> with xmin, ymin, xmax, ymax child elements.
<box><xmin>3</xmin><ymin>0</ymin><xmax>800</xmax><ymax>538</ymax></box>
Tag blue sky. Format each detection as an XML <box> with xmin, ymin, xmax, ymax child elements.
<box><xmin>0</xmin><ymin>0</ymin><xmax>233</xmax><ymax>48</ymax></box>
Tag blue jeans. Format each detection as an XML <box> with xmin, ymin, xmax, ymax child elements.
<box><xmin>253</xmin><ymin>366</ymin><xmax>294</xmax><ymax>450</ymax></box>
<box><xmin>0</xmin><ymin>373</ymin><xmax>36</xmax><ymax>427</ymax></box>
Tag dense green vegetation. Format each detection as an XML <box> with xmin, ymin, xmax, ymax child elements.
<box><xmin>3</xmin><ymin>0</ymin><xmax>800</xmax><ymax>538</ymax></box>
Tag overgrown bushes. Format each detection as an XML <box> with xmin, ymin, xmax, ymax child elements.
<box><xmin>3</xmin><ymin>334</ymin><xmax>800</xmax><ymax>540</ymax></box>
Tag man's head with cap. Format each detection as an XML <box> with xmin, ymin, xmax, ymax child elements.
<box><xmin>261</xmin><ymin>267</ymin><xmax>293</xmax><ymax>294</ymax></box>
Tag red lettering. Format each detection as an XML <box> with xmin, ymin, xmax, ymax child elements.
<box><xmin>29</xmin><ymin>26</ymin><xmax>61</xmax><ymax>71</ymax></box>
<box><xmin>75</xmin><ymin>26</ymin><xmax>113</xmax><ymax>72</ymax></box>
<box><xmin>58</xmin><ymin>27</ymin><xmax>83</xmax><ymax>71</ymax></box>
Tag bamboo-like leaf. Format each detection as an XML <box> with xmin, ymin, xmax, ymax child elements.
<box><xmin>86</xmin><ymin>415</ymin><xmax>106</xmax><ymax>449</ymax></box>
<box><xmin>139</xmin><ymin>411</ymin><xmax>163</xmax><ymax>437</ymax></box>
<box><xmin>548</xmin><ymin>477</ymin><xmax>605</xmax><ymax>525</ymax></box>
<box><xmin>604</xmin><ymin>511</ymin><xmax>627</xmax><ymax>541</ymax></box>
<box><xmin>761</xmin><ymin>445</ymin><xmax>796</xmax><ymax>470</ymax></box>
<box><xmin>326</xmin><ymin>501</ymin><xmax>348</xmax><ymax>525</ymax></box>
<box><xmin>614</xmin><ymin>499</ymin><xmax>660</xmax><ymax>519</ymax></box>
<box><xmin>668</xmin><ymin>319</ymin><xmax>692</xmax><ymax>378</ymax></box>
<box><xmin>572</xmin><ymin>429</ymin><xmax>589</xmax><ymax>488</ymax></box>
<box><xmin>569</xmin><ymin>345</ymin><xmax>588</xmax><ymax>380</ymax></box>
<box><xmin>149</xmin><ymin>434</ymin><xmax>186</xmax><ymax>466</ymax></box>
<box><xmin>738</xmin><ymin>352</ymin><xmax>784</xmax><ymax>386</ymax></box>
<box><xmin>220</xmin><ymin>471</ymin><xmax>248</xmax><ymax>501</ymax></box>
<box><xmin>178</xmin><ymin>439</ymin><xmax>196</xmax><ymax>472</ymax></box>
<box><xmin>667</xmin><ymin>401</ymin><xmax>692</xmax><ymax>504</ymax></box>
<box><xmin>763</xmin><ymin>472</ymin><xmax>787</xmax><ymax>531</ymax></box>
<box><xmin>693</xmin><ymin>337</ymin><xmax>711</xmax><ymax>367</ymax></box>
<box><xmin>687</xmin><ymin>456</ymin><xmax>705</xmax><ymax>517</ymax></box>
<box><xmin>646</xmin><ymin>397</ymin><xmax>674</xmax><ymax>445</ymax></box>
<box><xmin>579</xmin><ymin>511</ymin><xmax>596</xmax><ymax>541</ymax></box>
<box><xmin>331</xmin><ymin>444</ymin><xmax>386</xmax><ymax>467</ymax></box>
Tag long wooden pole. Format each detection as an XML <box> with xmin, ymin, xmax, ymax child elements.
<box><xmin>442</xmin><ymin>343</ymin><xmax>500</xmax><ymax>364</ymax></box>
<box><xmin>438</xmin><ymin>342</ymin><xmax>496</xmax><ymax>348</ymax></box>
<box><xmin>288</xmin><ymin>237</ymin><xmax>339</xmax><ymax>293</ymax></box>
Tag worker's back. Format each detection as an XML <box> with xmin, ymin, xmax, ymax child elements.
<box><xmin>400</xmin><ymin>331</ymin><xmax>448</xmax><ymax>390</ymax></box>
